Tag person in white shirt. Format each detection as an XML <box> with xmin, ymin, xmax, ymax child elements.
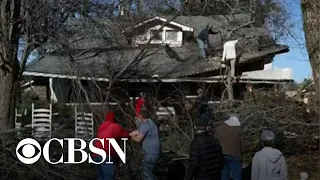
<box><xmin>222</xmin><ymin>40</ymin><xmax>239</xmax><ymax>78</ymax></box>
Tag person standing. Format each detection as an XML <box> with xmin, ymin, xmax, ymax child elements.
<box><xmin>129</xmin><ymin>108</ymin><xmax>160</xmax><ymax>180</ymax></box>
<box><xmin>186</xmin><ymin>115</ymin><xmax>224</xmax><ymax>180</ymax></box>
<box><xmin>92</xmin><ymin>111</ymin><xmax>130</xmax><ymax>180</ymax></box>
<box><xmin>135</xmin><ymin>92</ymin><xmax>148</xmax><ymax>127</ymax></box>
<box><xmin>192</xmin><ymin>88</ymin><xmax>214</xmax><ymax>125</ymax></box>
<box><xmin>251</xmin><ymin>129</ymin><xmax>288</xmax><ymax>180</ymax></box>
<box><xmin>222</xmin><ymin>39</ymin><xmax>239</xmax><ymax>79</ymax></box>
<box><xmin>196</xmin><ymin>25</ymin><xmax>219</xmax><ymax>58</ymax></box>
<box><xmin>215</xmin><ymin>114</ymin><xmax>244</xmax><ymax>180</ymax></box>
<box><xmin>197</xmin><ymin>88</ymin><xmax>214</xmax><ymax>122</ymax></box>
<box><xmin>197</xmin><ymin>88</ymin><xmax>208</xmax><ymax>104</ymax></box>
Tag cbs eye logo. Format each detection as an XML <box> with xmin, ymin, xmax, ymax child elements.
<box><xmin>16</xmin><ymin>138</ymin><xmax>42</xmax><ymax>164</ymax></box>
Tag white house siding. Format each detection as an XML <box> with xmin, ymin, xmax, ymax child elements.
<box><xmin>241</xmin><ymin>68</ymin><xmax>293</xmax><ymax>81</ymax></box>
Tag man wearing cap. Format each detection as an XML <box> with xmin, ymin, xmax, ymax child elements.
<box><xmin>215</xmin><ymin>114</ymin><xmax>244</xmax><ymax>180</ymax></box>
<box><xmin>251</xmin><ymin>129</ymin><xmax>288</xmax><ymax>180</ymax></box>
<box><xmin>186</xmin><ymin>116</ymin><xmax>224</xmax><ymax>180</ymax></box>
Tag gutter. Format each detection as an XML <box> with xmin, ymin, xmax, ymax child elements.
<box><xmin>23</xmin><ymin>71</ymin><xmax>293</xmax><ymax>84</ymax></box>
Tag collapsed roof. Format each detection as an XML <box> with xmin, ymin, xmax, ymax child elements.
<box><xmin>25</xmin><ymin>14</ymin><xmax>289</xmax><ymax>80</ymax></box>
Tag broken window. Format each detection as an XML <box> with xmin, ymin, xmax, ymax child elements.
<box><xmin>165</xmin><ymin>30</ymin><xmax>178</xmax><ymax>41</ymax></box>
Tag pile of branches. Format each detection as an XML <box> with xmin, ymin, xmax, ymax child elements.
<box><xmin>0</xmin><ymin>91</ymin><xmax>318</xmax><ymax>180</ymax></box>
<box><xmin>161</xmin><ymin>91</ymin><xmax>319</xmax><ymax>162</ymax></box>
<box><xmin>0</xmin><ymin>131</ymin><xmax>96</xmax><ymax>180</ymax></box>
<box><xmin>212</xmin><ymin>91</ymin><xmax>319</xmax><ymax>158</ymax></box>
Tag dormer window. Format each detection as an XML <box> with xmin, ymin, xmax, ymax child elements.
<box><xmin>148</xmin><ymin>28</ymin><xmax>182</xmax><ymax>46</ymax></box>
<box><xmin>122</xmin><ymin>16</ymin><xmax>193</xmax><ymax>47</ymax></box>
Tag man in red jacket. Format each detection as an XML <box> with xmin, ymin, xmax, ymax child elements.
<box><xmin>92</xmin><ymin>111</ymin><xmax>130</xmax><ymax>180</ymax></box>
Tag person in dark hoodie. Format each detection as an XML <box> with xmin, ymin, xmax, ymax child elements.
<box><xmin>197</xmin><ymin>88</ymin><xmax>214</xmax><ymax>123</ymax></box>
<box><xmin>251</xmin><ymin>129</ymin><xmax>288</xmax><ymax>180</ymax></box>
<box><xmin>186</xmin><ymin>115</ymin><xmax>224</xmax><ymax>180</ymax></box>
<box><xmin>192</xmin><ymin>88</ymin><xmax>214</xmax><ymax>126</ymax></box>
<box><xmin>92</xmin><ymin>111</ymin><xmax>130</xmax><ymax>180</ymax></box>
<box><xmin>215</xmin><ymin>114</ymin><xmax>244</xmax><ymax>180</ymax></box>
<box><xmin>196</xmin><ymin>24</ymin><xmax>220</xmax><ymax>58</ymax></box>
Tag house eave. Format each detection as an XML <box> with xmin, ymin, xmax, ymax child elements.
<box><xmin>23</xmin><ymin>71</ymin><xmax>293</xmax><ymax>84</ymax></box>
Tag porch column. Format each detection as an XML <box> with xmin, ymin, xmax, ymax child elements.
<box><xmin>49</xmin><ymin>78</ymin><xmax>58</xmax><ymax>103</ymax></box>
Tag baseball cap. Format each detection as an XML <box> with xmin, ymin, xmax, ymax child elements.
<box><xmin>260</xmin><ymin>129</ymin><xmax>275</xmax><ymax>142</ymax></box>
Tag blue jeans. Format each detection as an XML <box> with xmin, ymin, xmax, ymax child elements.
<box><xmin>93</xmin><ymin>155</ymin><xmax>116</xmax><ymax>180</ymax></box>
<box><xmin>222</xmin><ymin>155</ymin><xmax>242</xmax><ymax>180</ymax></box>
<box><xmin>196</xmin><ymin>38</ymin><xmax>207</xmax><ymax>57</ymax></box>
<box><xmin>143</xmin><ymin>154</ymin><xmax>159</xmax><ymax>180</ymax></box>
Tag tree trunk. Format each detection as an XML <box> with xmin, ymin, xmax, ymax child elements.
<box><xmin>0</xmin><ymin>69</ymin><xmax>18</xmax><ymax>130</ymax></box>
<box><xmin>0</xmin><ymin>0</ymin><xmax>22</xmax><ymax>131</ymax></box>
<box><xmin>301</xmin><ymin>0</ymin><xmax>320</xmax><ymax>101</ymax></box>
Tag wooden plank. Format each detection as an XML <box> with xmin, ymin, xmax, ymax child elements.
<box><xmin>76</xmin><ymin>117</ymin><xmax>93</xmax><ymax>121</ymax></box>
<box><xmin>76</xmin><ymin>112</ymin><xmax>93</xmax><ymax>117</ymax></box>
<box><xmin>33</xmin><ymin>109</ymin><xmax>51</xmax><ymax>113</ymax></box>
<box><xmin>77</xmin><ymin>127</ymin><xmax>93</xmax><ymax>131</ymax></box>
<box><xmin>33</xmin><ymin>118</ymin><xmax>51</xmax><ymax>123</ymax></box>
<box><xmin>77</xmin><ymin>123</ymin><xmax>93</xmax><ymax>127</ymax></box>
<box><xmin>34</xmin><ymin>113</ymin><xmax>51</xmax><ymax>118</ymax></box>
<box><xmin>33</xmin><ymin>124</ymin><xmax>51</xmax><ymax>128</ymax></box>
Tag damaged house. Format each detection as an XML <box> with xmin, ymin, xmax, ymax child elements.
<box><xmin>22</xmin><ymin>14</ymin><xmax>292</xmax><ymax>105</ymax></box>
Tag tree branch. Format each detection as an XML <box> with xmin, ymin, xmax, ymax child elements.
<box><xmin>226</xmin><ymin>18</ymin><xmax>255</xmax><ymax>40</ymax></box>
<box><xmin>104</xmin><ymin>4</ymin><xmax>188</xmax><ymax>103</ymax></box>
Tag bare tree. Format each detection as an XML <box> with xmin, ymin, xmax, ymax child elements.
<box><xmin>301</xmin><ymin>0</ymin><xmax>320</xmax><ymax>101</ymax></box>
<box><xmin>62</xmin><ymin>0</ymin><xmax>292</xmax><ymax>102</ymax></box>
<box><xmin>0</xmin><ymin>0</ymin><xmax>84</xmax><ymax>131</ymax></box>
<box><xmin>0</xmin><ymin>0</ymin><xmax>293</xmax><ymax>131</ymax></box>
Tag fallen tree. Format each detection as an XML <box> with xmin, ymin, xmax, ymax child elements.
<box><xmin>0</xmin><ymin>91</ymin><xmax>319</xmax><ymax>180</ymax></box>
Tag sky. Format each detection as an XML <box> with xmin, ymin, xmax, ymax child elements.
<box><xmin>272</xmin><ymin>0</ymin><xmax>311</xmax><ymax>83</ymax></box>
